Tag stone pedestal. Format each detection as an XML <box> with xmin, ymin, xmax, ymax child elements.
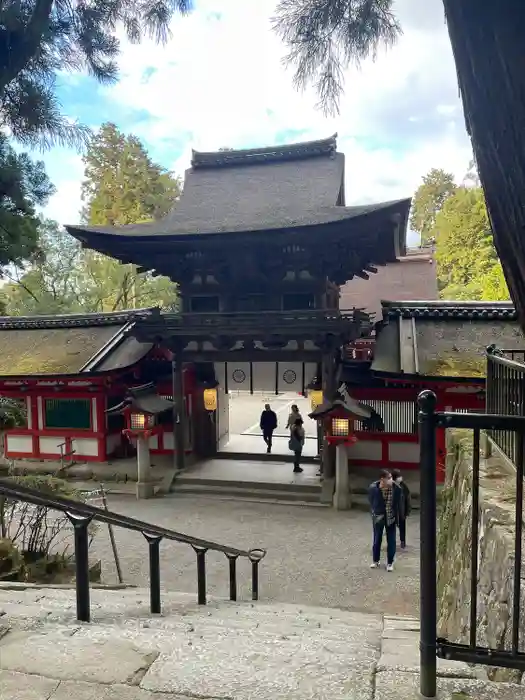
<box><xmin>136</xmin><ymin>436</ymin><xmax>154</xmax><ymax>499</ymax></box>
<box><xmin>333</xmin><ymin>443</ymin><xmax>351</xmax><ymax>510</ymax></box>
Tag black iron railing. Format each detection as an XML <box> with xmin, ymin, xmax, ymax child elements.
<box><xmin>0</xmin><ymin>478</ymin><xmax>266</xmax><ymax>623</ymax></box>
<box><xmin>486</xmin><ymin>346</ymin><xmax>525</xmax><ymax>465</ymax></box>
<box><xmin>418</xmin><ymin>390</ymin><xmax>525</xmax><ymax>699</ymax></box>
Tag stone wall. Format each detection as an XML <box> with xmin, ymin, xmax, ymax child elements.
<box><xmin>438</xmin><ymin>431</ymin><xmax>525</xmax><ymax>683</ymax></box>
<box><xmin>417</xmin><ymin>320</ymin><xmax>524</xmax><ymax>375</ymax></box>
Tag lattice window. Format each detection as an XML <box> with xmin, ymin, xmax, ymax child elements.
<box><xmin>45</xmin><ymin>398</ymin><xmax>91</xmax><ymax>430</ymax></box>
<box><xmin>354</xmin><ymin>399</ymin><xmax>418</xmax><ymax>434</ymax></box>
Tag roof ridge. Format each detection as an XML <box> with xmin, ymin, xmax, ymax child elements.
<box><xmin>0</xmin><ymin>308</ymin><xmax>156</xmax><ymax>330</ymax></box>
<box><xmin>191</xmin><ymin>134</ymin><xmax>338</xmax><ymax>169</ymax></box>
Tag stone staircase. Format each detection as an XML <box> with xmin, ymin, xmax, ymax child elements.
<box><xmin>171</xmin><ymin>474</ymin><xmax>324</xmax><ymax>505</ymax></box>
<box><xmin>1</xmin><ymin>583</ymin><xmax>524</xmax><ymax>699</ymax></box>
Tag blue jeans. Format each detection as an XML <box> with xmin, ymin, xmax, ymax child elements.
<box><xmin>372</xmin><ymin>520</ymin><xmax>396</xmax><ymax>565</ymax></box>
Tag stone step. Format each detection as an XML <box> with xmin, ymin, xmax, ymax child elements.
<box><xmin>171</xmin><ymin>482</ymin><xmax>322</xmax><ymax>504</ymax></box>
<box><xmin>173</xmin><ymin>476</ymin><xmax>321</xmax><ymax>494</ymax></box>
<box><xmin>1</xmin><ymin>585</ymin><xmax>524</xmax><ymax>700</ymax></box>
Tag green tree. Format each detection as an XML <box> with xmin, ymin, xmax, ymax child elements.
<box><xmin>2</xmin><ymin>219</ymin><xmax>179</xmax><ymax>315</ymax></box>
<box><xmin>79</xmin><ymin>122</ymin><xmax>180</xmax><ymax>311</ymax></box>
<box><xmin>0</xmin><ymin>134</ymin><xmax>54</xmax><ymax>282</ymax></box>
<box><xmin>434</xmin><ymin>186</ymin><xmax>509</xmax><ymax>301</ymax></box>
<box><xmin>1</xmin><ymin>218</ymin><xmax>83</xmax><ymax>315</ymax></box>
<box><xmin>410</xmin><ymin>169</ymin><xmax>456</xmax><ymax>244</ymax></box>
<box><xmin>273</xmin><ymin>0</ymin><xmax>401</xmax><ymax>114</ymax></box>
<box><xmin>0</xmin><ymin>0</ymin><xmax>192</xmax><ymax>148</ymax></box>
<box><xmin>81</xmin><ymin>123</ymin><xmax>181</xmax><ymax>225</ymax></box>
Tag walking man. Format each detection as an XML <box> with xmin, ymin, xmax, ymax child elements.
<box><xmin>368</xmin><ymin>469</ymin><xmax>402</xmax><ymax>572</ymax></box>
<box><xmin>259</xmin><ymin>403</ymin><xmax>278</xmax><ymax>453</ymax></box>
<box><xmin>391</xmin><ymin>469</ymin><xmax>411</xmax><ymax>549</ymax></box>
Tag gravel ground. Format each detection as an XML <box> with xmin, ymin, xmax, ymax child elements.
<box><xmin>90</xmin><ymin>495</ymin><xmax>420</xmax><ymax>616</ymax></box>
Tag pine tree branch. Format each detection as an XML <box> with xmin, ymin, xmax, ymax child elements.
<box><xmin>0</xmin><ymin>0</ymin><xmax>54</xmax><ymax>93</ymax></box>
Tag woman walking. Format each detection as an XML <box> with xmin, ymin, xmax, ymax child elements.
<box><xmin>289</xmin><ymin>417</ymin><xmax>305</xmax><ymax>473</ymax></box>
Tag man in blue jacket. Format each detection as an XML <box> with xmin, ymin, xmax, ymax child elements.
<box><xmin>368</xmin><ymin>469</ymin><xmax>402</xmax><ymax>572</ymax></box>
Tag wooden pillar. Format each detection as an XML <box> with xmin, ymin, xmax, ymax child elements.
<box><xmin>172</xmin><ymin>351</ymin><xmax>187</xmax><ymax>472</ymax></box>
<box><xmin>321</xmin><ymin>348</ymin><xmax>338</xmax><ymax>481</ymax></box>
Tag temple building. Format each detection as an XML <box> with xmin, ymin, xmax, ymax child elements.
<box><xmin>0</xmin><ymin>135</ymin><xmax>517</xmax><ymax>504</ymax></box>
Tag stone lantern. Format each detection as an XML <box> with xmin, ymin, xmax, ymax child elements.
<box><xmin>309</xmin><ymin>396</ymin><xmax>371</xmax><ymax>510</ymax></box>
<box><xmin>106</xmin><ymin>383</ymin><xmax>174</xmax><ymax>499</ymax></box>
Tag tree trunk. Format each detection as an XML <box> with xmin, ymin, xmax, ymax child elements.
<box><xmin>443</xmin><ymin>0</ymin><xmax>525</xmax><ymax>332</ymax></box>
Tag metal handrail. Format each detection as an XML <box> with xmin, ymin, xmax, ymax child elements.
<box><xmin>0</xmin><ymin>478</ymin><xmax>266</xmax><ymax>622</ymax></box>
<box><xmin>487</xmin><ymin>351</ymin><xmax>525</xmax><ymax>371</ymax></box>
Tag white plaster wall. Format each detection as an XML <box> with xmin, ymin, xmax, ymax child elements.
<box><xmin>251</xmin><ymin>363</ymin><xmax>276</xmax><ymax>393</ymax></box>
<box><xmin>106</xmin><ymin>434</ymin><xmax>121</xmax><ymax>454</ymax></box>
<box><xmin>389</xmin><ymin>442</ymin><xmax>420</xmax><ymax>463</ymax></box>
<box><xmin>6</xmin><ymin>435</ymin><xmax>33</xmax><ymax>453</ymax></box>
<box><xmin>39</xmin><ymin>436</ymin><xmax>66</xmax><ymax>454</ymax></box>
<box><xmin>148</xmin><ymin>435</ymin><xmax>159</xmax><ymax>450</ymax></box>
<box><xmin>91</xmin><ymin>398</ymin><xmax>98</xmax><ymax>431</ymax></box>
<box><xmin>277</xmin><ymin>362</ymin><xmax>303</xmax><ymax>394</ymax></box>
<box><xmin>347</xmin><ymin>440</ymin><xmax>382</xmax><ymax>461</ymax></box>
<box><xmin>71</xmin><ymin>437</ymin><xmax>99</xmax><ymax>457</ymax></box>
<box><xmin>226</xmin><ymin>362</ymin><xmax>251</xmax><ymax>392</ymax></box>
<box><xmin>163</xmin><ymin>432</ymin><xmax>174</xmax><ymax>450</ymax></box>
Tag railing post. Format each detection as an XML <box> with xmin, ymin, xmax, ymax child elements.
<box><xmin>249</xmin><ymin>549</ymin><xmax>265</xmax><ymax>602</ymax></box>
<box><xmin>418</xmin><ymin>390</ymin><xmax>437</xmax><ymax>699</ymax></box>
<box><xmin>226</xmin><ymin>554</ymin><xmax>238</xmax><ymax>601</ymax></box>
<box><xmin>194</xmin><ymin>547</ymin><xmax>208</xmax><ymax>605</ymax></box>
<box><xmin>67</xmin><ymin>512</ymin><xmax>93</xmax><ymax>623</ymax></box>
<box><xmin>143</xmin><ymin>532</ymin><xmax>162</xmax><ymax>614</ymax></box>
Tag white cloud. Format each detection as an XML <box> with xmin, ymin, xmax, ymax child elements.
<box><xmin>45</xmin><ymin>0</ymin><xmax>473</xmax><ymax>226</ymax></box>
<box><xmin>41</xmin><ymin>154</ymin><xmax>84</xmax><ymax>225</ymax></box>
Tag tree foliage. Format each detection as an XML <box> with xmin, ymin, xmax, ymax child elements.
<box><xmin>0</xmin><ymin>0</ymin><xmax>192</xmax><ymax>148</ymax></box>
<box><xmin>81</xmin><ymin>122</ymin><xmax>181</xmax><ymax>225</ymax></box>
<box><xmin>410</xmin><ymin>169</ymin><xmax>456</xmax><ymax>245</ymax></box>
<box><xmin>2</xmin><ymin>219</ymin><xmax>179</xmax><ymax>315</ymax></box>
<box><xmin>273</xmin><ymin>0</ymin><xmax>401</xmax><ymax>114</ymax></box>
<box><xmin>2</xmin><ymin>123</ymin><xmax>181</xmax><ymax>315</ymax></box>
<box><xmin>0</xmin><ymin>133</ymin><xmax>54</xmax><ymax>281</ymax></box>
<box><xmin>433</xmin><ymin>186</ymin><xmax>509</xmax><ymax>301</ymax></box>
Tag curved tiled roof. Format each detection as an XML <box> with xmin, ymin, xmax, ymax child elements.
<box><xmin>66</xmin><ymin>135</ymin><xmax>410</xmax><ymax>242</ymax></box>
<box><xmin>381</xmin><ymin>300</ymin><xmax>517</xmax><ymax>320</ymax></box>
<box><xmin>0</xmin><ymin>309</ymin><xmax>154</xmax><ymax>377</ymax></box>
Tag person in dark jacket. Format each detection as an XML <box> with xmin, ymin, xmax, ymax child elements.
<box><xmin>391</xmin><ymin>469</ymin><xmax>411</xmax><ymax>549</ymax></box>
<box><xmin>259</xmin><ymin>404</ymin><xmax>278</xmax><ymax>453</ymax></box>
<box><xmin>368</xmin><ymin>469</ymin><xmax>403</xmax><ymax>571</ymax></box>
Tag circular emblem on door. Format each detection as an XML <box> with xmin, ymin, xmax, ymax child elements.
<box><xmin>232</xmin><ymin>369</ymin><xmax>246</xmax><ymax>383</ymax></box>
<box><xmin>282</xmin><ymin>369</ymin><xmax>297</xmax><ymax>384</ymax></box>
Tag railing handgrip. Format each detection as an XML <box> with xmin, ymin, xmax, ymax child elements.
<box><xmin>67</xmin><ymin>511</ymin><xmax>92</xmax><ymax>623</ymax></box>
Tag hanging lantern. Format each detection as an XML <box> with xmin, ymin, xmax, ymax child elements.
<box><xmin>203</xmin><ymin>387</ymin><xmax>218</xmax><ymax>411</ymax></box>
<box><xmin>309</xmin><ymin>390</ymin><xmax>323</xmax><ymax>411</ymax></box>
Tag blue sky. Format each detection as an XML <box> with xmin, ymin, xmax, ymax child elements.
<box><xmin>38</xmin><ymin>0</ymin><xmax>473</xmax><ymax>243</ymax></box>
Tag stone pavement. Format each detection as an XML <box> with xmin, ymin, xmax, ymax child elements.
<box><xmin>1</xmin><ymin>584</ymin><xmax>524</xmax><ymax>699</ymax></box>
<box><xmin>89</xmin><ymin>494</ymin><xmax>421</xmax><ymax>616</ymax></box>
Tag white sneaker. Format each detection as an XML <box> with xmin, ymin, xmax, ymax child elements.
<box><xmin>370</xmin><ymin>562</ymin><xmax>380</xmax><ymax>569</ymax></box>
<box><xmin>386</xmin><ymin>563</ymin><xmax>394</xmax><ymax>572</ymax></box>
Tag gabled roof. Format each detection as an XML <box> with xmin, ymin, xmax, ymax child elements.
<box><xmin>0</xmin><ymin>310</ymin><xmax>154</xmax><ymax>377</ymax></box>
<box><xmin>372</xmin><ymin>300</ymin><xmax>519</xmax><ymax>378</ymax></box>
<box><xmin>65</xmin><ymin>135</ymin><xmax>410</xmax><ymax>246</ymax></box>
<box><xmin>106</xmin><ymin>382</ymin><xmax>174</xmax><ymax>415</ymax></box>
<box><xmin>381</xmin><ymin>300</ymin><xmax>516</xmax><ymax>320</ymax></box>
